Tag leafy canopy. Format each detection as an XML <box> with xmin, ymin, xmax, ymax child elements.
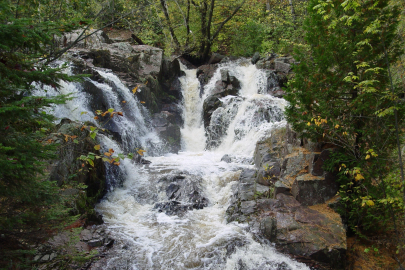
<box><xmin>285</xmin><ymin>0</ymin><xmax>404</xmax><ymax>234</ymax></box>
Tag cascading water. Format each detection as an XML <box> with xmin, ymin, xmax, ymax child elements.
<box><xmin>33</xmin><ymin>63</ymin><xmax>164</xmax><ymax>188</ymax></box>
<box><xmin>179</xmin><ymin>67</ymin><xmax>206</xmax><ymax>152</ymax></box>
<box><xmin>34</xmin><ymin>59</ymin><xmax>309</xmax><ymax>269</ymax></box>
<box><xmin>92</xmin><ymin>60</ymin><xmax>310</xmax><ymax>270</ymax></box>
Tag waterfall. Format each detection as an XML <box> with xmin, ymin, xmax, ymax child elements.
<box><xmin>93</xmin><ymin>61</ymin><xmax>309</xmax><ymax>270</ymax></box>
<box><xmin>36</xmin><ymin>60</ymin><xmax>309</xmax><ymax>269</ymax></box>
<box><xmin>179</xmin><ymin>67</ymin><xmax>206</xmax><ymax>152</ymax></box>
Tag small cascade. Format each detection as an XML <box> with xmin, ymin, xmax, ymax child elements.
<box><xmin>179</xmin><ymin>67</ymin><xmax>206</xmax><ymax>152</ymax></box>
<box><xmin>33</xmin><ymin>63</ymin><xmax>164</xmax><ymax>189</ymax></box>
<box><xmin>87</xmin><ymin>70</ymin><xmax>163</xmax><ymax>155</ymax></box>
<box><xmin>199</xmin><ymin>60</ymin><xmax>287</xmax><ymax>156</ymax></box>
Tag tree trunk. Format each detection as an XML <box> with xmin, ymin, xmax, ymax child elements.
<box><xmin>288</xmin><ymin>0</ymin><xmax>296</xmax><ymax>25</ymax></box>
<box><xmin>198</xmin><ymin>0</ymin><xmax>208</xmax><ymax>56</ymax></box>
<box><xmin>201</xmin><ymin>0</ymin><xmax>246</xmax><ymax>60</ymax></box>
<box><xmin>186</xmin><ymin>0</ymin><xmax>191</xmax><ymax>46</ymax></box>
<box><xmin>160</xmin><ymin>0</ymin><xmax>181</xmax><ymax>49</ymax></box>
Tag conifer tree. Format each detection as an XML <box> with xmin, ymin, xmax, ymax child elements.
<box><xmin>0</xmin><ymin>1</ymin><xmax>84</xmax><ymax>225</ymax></box>
<box><xmin>285</xmin><ymin>0</ymin><xmax>404</xmax><ymax>232</ymax></box>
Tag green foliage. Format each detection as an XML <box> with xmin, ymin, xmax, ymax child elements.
<box><xmin>325</xmin><ymin>150</ymin><xmax>404</xmax><ymax>236</ymax></box>
<box><xmin>285</xmin><ymin>0</ymin><xmax>405</xmax><ymax>235</ymax></box>
<box><xmin>261</xmin><ymin>0</ymin><xmax>307</xmax><ymax>54</ymax></box>
<box><xmin>0</xmin><ymin>0</ymin><xmax>85</xmax><ymax>227</ymax></box>
<box><xmin>229</xmin><ymin>19</ymin><xmax>266</xmax><ymax>56</ymax></box>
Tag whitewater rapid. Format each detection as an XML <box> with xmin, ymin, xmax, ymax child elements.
<box><xmin>93</xmin><ymin>61</ymin><xmax>309</xmax><ymax>270</ymax></box>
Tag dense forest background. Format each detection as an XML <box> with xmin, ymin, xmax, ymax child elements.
<box><xmin>1</xmin><ymin>0</ymin><xmax>405</xmax><ymax>268</ymax></box>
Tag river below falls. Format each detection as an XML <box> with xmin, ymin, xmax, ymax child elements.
<box><xmin>94</xmin><ymin>151</ymin><xmax>310</xmax><ymax>270</ymax></box>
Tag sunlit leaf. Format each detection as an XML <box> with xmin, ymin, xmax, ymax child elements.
<box><xmin>366</xmin><ymin>200</ymin><xmax>374</xmax><ymax>206</ymax></box>
<box><xmin>132</xmin><ymin>86</ymin><xmax>138</xmax><ymax>94</ymax></box>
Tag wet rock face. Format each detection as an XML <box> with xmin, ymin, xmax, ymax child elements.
<box><xmin>66</xmin><ymin>42</ymin><xmax>182</xmax><ymax>116</ymax></box>
<box><xmin>203</xmin><ymin>93</ymin><xmax>224</xmax><ymax>128</ymax></box>
<box><xmin>197</xmin><ymin>64</ymin><xmax>218</xmax><ymax>96</ymax></box>
<box><xmin>47</xmin><ymin>120</ymin><xmax>106</xmax><ymax>216</ymax></box>
<box><xmin>258</xmin><ymin>194</ymin><xmax>346</xmax><ymax>269</ymax></box>
<box><xmin>255</xmin><ymin>54</ymin><xmax>296</xmax><ymax>98</ymax></box>
<box><xmin>152</xmin><ymin>111</ymin><xmax>181</xmax><ymax>153</ymax></box>
<box><xmin>154</xmin><ymin>172</ymin><xmax>209</xmax><ymax>216</ymax></box>
<box><xmin>34</xmin><ymin>225</ymin><xmax>114</xmax><ymax>268</ymax></box>
<box><xmin>227</xmin><ymin>126</ymin><xmax>346</xmax><ymax>269</ymax></box>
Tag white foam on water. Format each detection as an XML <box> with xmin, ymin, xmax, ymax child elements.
<box><xmin>94</xmin><ymin>61</ymin><xmax>309</xmax><ymax>270</ymax></box>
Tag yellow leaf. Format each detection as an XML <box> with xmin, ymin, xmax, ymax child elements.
<box><xmin>104</xmin><ymin>152</ymin><xmax>112</xmax><ymax>157</ymax></box>
<box><xmin>94</xmin><ymin>145</ymin><xmax>101</xmax><ymax>150</ymax></box>
<box><xmin>365</xmin><ymin>155</ymin><xmax>370</xmax><ymax>160</ymax></box>
<box><xmin>114</xmin><ymin>162</ymin><xmax>120</xmax><ymax>166</ymax></box>
<box><xmin>137</xmin><ymin>149</ymin><xmax>146</xmax><ymax>156</ymax></box>
<box><xmin>122</xmin><ymin>100</ymin><xmax>126</xmax><ymax>103</ymax></box>
<box><xmin>140</xmin><ymin>101</ymin><xmax>146</xmax><ymax>104</ymax></box>
<box><xmin>355</xmin><ymin>173</ymin><xmax>364</xmax><ymax>181</ymax></box>
<box><xmin>366</xmin><ymin>200</ymin><xmax>374</xmax><ymax>206</ymax></box>
<box><xmin>132</xmin><ymin>86</ymin><xmax>138</xmax><ymax>94</ymax></box>
<box><xmin>335</xmin><ymin>124</ymin><xmax>339</xmax><ymax>129</ymax></box>
<box><xmin>307</xmin><ymin>122</ymin><xmax>311</xmax><ymax>126</ymax></box>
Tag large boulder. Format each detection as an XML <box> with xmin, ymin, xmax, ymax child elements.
<box><xmin>258</xmin><ymin>194</ymin><xmax>346</xmax><ymax>269</ymax></box>
<box><xmin>55</xmin><ymin>29</ymin><xmax>107</xmax><ymax>49</ymax></box>
<box><xmin>202</xmin><ymin>93</ymin><xmax>224</xmax><ymax>128</ymax></box>
<box><xmin>197</xmin><ymin>64</ymin><xmax>218</xmax><ymax>96</ymax></box>
<box><xmin>292</xmin><ymin>172</ymin><xmax>339</xmax><ymax>206</ymax></box>
<box><xmin>202</xmin><ymin>71</ymin><xmax>242</xmax><ymax>129</ymax></box>
<box><xmin>154</xmin><ymin>171</ymin><xmax>209</xmax><ymax>216</ymax></box>
<box><xmin>251</xmin><ymin>52</ymin><xmax>261</xmax><ymax>64</ymax></box>
<box><xmin>227</xmin><ymin>126</ymin><xmax>345</xmax><ymax>268</ymax></box>
<box><xmin>160</xmin><ymin>58</ymin><xmax>185</xmax><ymax>101</ymax></box>
<box><xmin>208</xmin><ymin>52</ymin><xmax>226</xmax><ymax>64</ymax></box>
<box><xmin>71</xmin><ymin>42</ymin><xmax>163</xmax><ymax>81</ymax></box>
<box><xmin>227</xmin><ymin>180</ymin><xmax>346</xmax><ymax>269</ymax></box>
<box><xmin>205</xmin><ymin>96</ymin><xmax>243</xmax><ymax>149</ymax></box>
